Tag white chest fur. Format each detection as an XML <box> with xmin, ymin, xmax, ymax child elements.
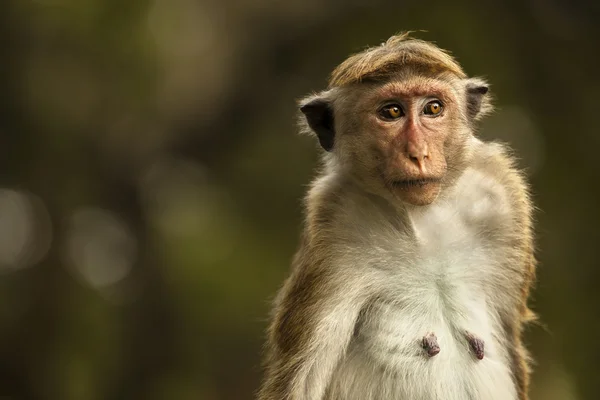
<box><xmin>326</xmin><ymin>168</ymin><xmax>517</xmax><ymax>400</ymax></box>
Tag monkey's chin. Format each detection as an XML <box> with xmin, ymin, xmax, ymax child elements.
<box><xmin>391</xmin><ymin>180</ymin><xmax>442</xmax><ymax>206</ymax></box>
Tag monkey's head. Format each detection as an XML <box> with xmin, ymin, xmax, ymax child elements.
<box><xmin>299</xmin><ymin>33</ymin><xmax>492</xmax><ymax>206</ymax></box>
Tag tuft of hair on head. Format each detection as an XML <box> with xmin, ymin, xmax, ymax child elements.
<box><xmin>328</xmin><ymin>31</ymin><xmax>467</xmax><ymax>88</ymax></box>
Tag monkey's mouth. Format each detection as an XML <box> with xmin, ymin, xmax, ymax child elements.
<box><xmin>391</xmin><ymin>178</ymin><xmax>442</xmax><ymax>190</ymax></box>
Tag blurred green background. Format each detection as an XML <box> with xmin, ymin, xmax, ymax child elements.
<box><xmin>0</xmin><ymin>0</ymin><xmax>599</xmax><ymax>399</ymax></box>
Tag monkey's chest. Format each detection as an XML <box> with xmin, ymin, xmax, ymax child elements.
<box><xmin>352</xmin><ymin>169</ymin><xmax>516</xmax><ymax>372</ymax></box>
<box><xmin>327</xmin><ymin>168</ymin><xmax>519</xmax><ymax>399</ymax></box>
<box><xmin>355</xmin><ymin>285</ymin><xmax>495</xmax><ymax>366</ymax></box>
<box><xmin>332</xmin><ymin>254</ymin><xmax>516</xmax><ymax>400</ymax></box>
<box><xmin>336</xmin><ymin>291</ymin><xmax>516</xmax><ymax>400</ymax></box>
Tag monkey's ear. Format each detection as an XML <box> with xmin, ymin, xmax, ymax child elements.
<box><xmin>299</xmin><ymin>94</ymin><xmax>335</xmax><ymax>152</ymax></box>
<box><xmin>465</xmin><ymin>78</ymin><xmax>493</xmax><ymax>121</ymax></box>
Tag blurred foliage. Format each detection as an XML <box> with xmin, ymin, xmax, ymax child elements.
<box><xmin>0</xmin><ymin>0</ymin><xmax>599</xmax><ymax>399</ymax></box>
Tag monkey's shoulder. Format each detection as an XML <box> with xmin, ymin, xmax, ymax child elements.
<box><xmin>466</xmin><ymin>139</ymin><xmax>534</xmax><ymax>239</ymax></box>
<box><xmin>470</xmin><ymin>140</ymin><xmax>533</xmax><ymax>210</ymax></box>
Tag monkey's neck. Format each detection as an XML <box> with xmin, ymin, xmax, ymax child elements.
<box><xmin>306</xmin><ymin>171</ymin><xmax>413</xmax><ymax>239</ymax></box>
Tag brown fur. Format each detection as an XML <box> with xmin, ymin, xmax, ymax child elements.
<box><xmin>329</xmin><ymin>32</ymin><xmax>466</xmax><ymax>88</ymax></box>
<box><xmin>471</xmin><ymin>143</ymin><xmax>537</xmax><ymax>400</ymax></box>
<box><xmin>259</xmin><ymin>32</ymin><xmax>536</xmax><ymax>400</ymax></box>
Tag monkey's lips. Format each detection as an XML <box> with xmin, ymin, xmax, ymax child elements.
<box><xmin>391</xmin><ymin>177</ymin><xmax>442</xmax><ymax>190</ymax></box>
<box><xmin>389</xmin><ymin>177</ymin><xmax>443</xmax><ymax>205</ymax></box>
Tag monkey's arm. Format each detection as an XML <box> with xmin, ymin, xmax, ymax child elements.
<box><xmin>489</xmin><ymin>145</ymin><xmax>537</xmax><ymax>400</ymax></box>
<box><xmin>258</xmin><ymin>253</ymin><xmax>369</xmax><ymax>400</ymax></box>
<box><xmin>506</xmin><ymin>250</ymin><xmax>537</xmax><ymax>400</ymax></box>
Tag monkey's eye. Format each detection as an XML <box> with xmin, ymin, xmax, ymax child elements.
<box><xmin>378</xmin><ymin>104</ymin><xmax>404</xmax><ymax>120</ymax></box>
<box><xmin>423</xmin><ymin>101</ymin><xmax>443</xmax><ymax>116</ymax></box>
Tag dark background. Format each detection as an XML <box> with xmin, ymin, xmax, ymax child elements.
<box><xmin>0</xmin><ymin>0</ymin><xmax>599</xmax><ymax>399</ymax></box>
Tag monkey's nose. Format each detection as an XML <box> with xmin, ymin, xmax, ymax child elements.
<box><xmin>406</xmin><ymin>141</ymin><xmax>429</xmax><ymax>171</ymax></box>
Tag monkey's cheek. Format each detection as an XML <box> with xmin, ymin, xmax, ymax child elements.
<box><xmin>393</xmin><ymin>183</ymin><xmax>441</xmax><ymax>206</ymax></box>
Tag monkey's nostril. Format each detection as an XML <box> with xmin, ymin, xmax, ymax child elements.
<box><xmin>408</xmin><ymin>154</ymin><xmax>428</xmax><ymax>171</ymax></box>
<box><xmin>407</xmin><ymin>150</ymin><xmax>428</xmax><ymax>164</ymax></box>
<box><xmin>410</xmin><ymin>153</ymin><xmax>426</xmax><ymax>160</ymax></box>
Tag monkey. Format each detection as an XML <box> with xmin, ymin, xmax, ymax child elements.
<box><xmin>258</xmin><ymin>32</ymin><xmax>537</xmax><ymax>400</ymax></box>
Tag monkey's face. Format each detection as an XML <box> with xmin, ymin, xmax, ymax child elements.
<box><xmin>300</xmin><ymin>73</ymin><xmax>488</xmax><ymax>207</ymax></box>
<box><xmin>337</xmin><ymin>77</ymin><xmax>468</xmax><ymax>206</ymax></box>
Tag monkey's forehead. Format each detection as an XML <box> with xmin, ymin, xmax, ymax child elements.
<box><xmin>368</xmin><ymin>78</ymin><xmax>460</xmax><ymax>100</ymax></box>
<box><xmin>328</xmin><ymin>36</ymin><xmax>466</xmax><ymax>88</ymax></box>
<box><xmin>332</xmin><ymin>76</ymin><xmax>462</xmax><ymax>107</ymax></box>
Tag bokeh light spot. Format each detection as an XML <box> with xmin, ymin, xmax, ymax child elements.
<box><xmin>65</xmin><ymin>208</ymin><xmax>137</xmax><ymax>289</ymax></box>
<box><xmin>0</xmin><ymin>189</ymin><xmax>52</xmax><ymax>271</ymax></box>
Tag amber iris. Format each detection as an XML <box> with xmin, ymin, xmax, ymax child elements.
<box><xmin>380</xmin><ymin>105</ymin><xmax>403</xmax><ymax>120</ymax></box>
<box><xmin>424</xmin><ymin>101</ymin><xmax>443</xmax><ymax>115</ymax></box>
